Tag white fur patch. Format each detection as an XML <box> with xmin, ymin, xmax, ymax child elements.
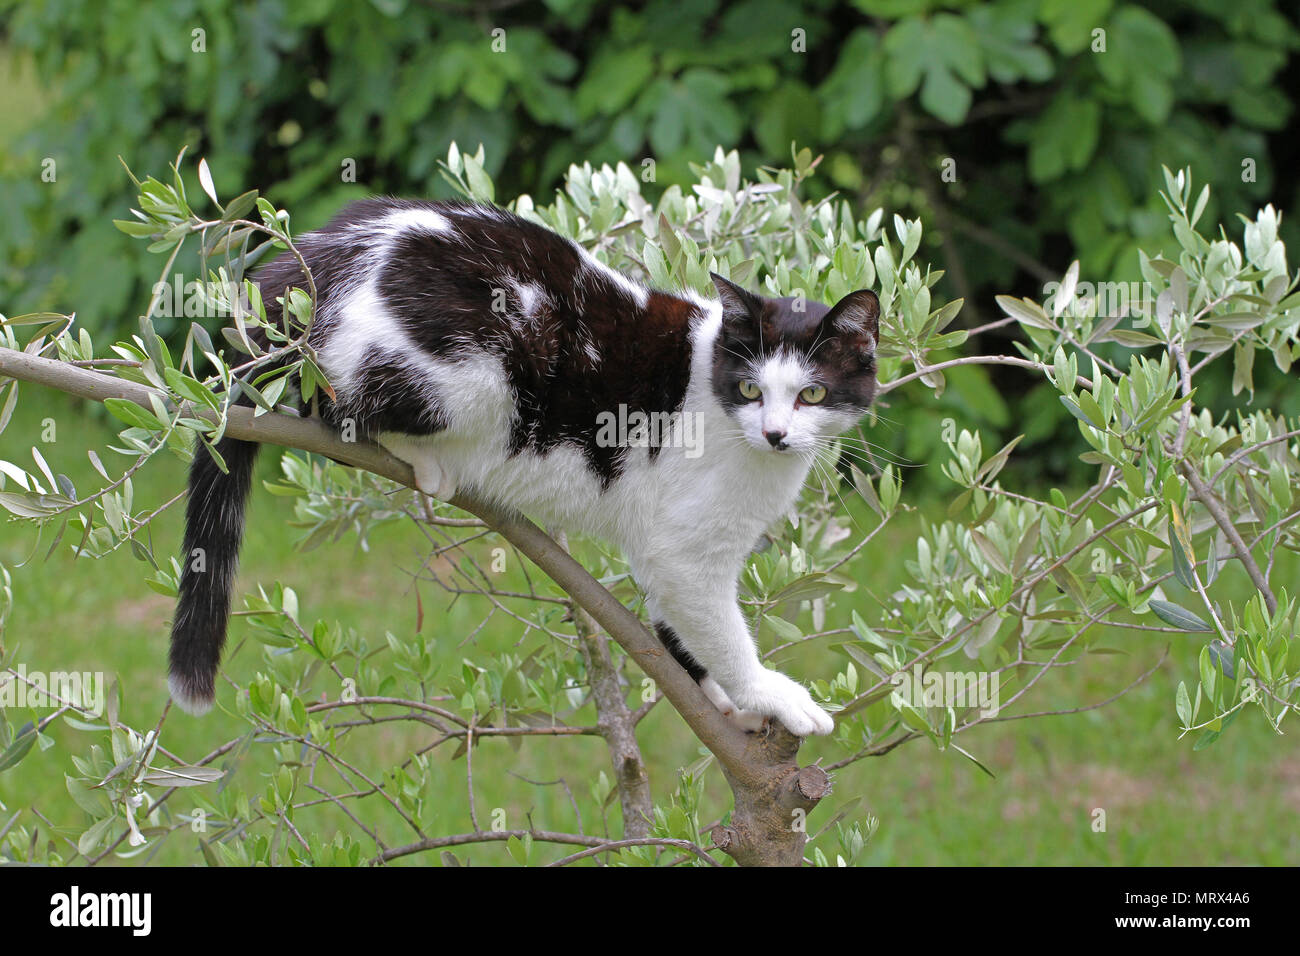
<box><xmin>317</xmin><ymin>208</ymin><xmax>462</xmax><ymax>397</ymax></box>
<box><xmin>504</xmin><ymin>276</ymin><xmax>550</xmax><ymax>327</ymax></box>
<box><xmin>317</xmin><ymin>278</ymin><xmax>390</xmax><ymax>391</ymax></box>
<box><xmin>168</xmin><ymin>673</ymin><xmax>213</xmax><ymax>716</ymax></box>
<box><xmin>374</xmin><ymin>208</ymin><xmax>454</xmax><ymax>240</ymax></box>
<box><xmin>701</xmin><ymin>676</ymin><xmax>767</xmax><ymax>732</ymax></box>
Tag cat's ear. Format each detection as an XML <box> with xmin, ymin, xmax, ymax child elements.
<box><xmin>711</xmin><ymin>272</ymin><xmax>762</xmax><ymax>331</ymax></box>
<box><xmin>822</xmin><ymin>289</ymin><xmax>879</xmax><ymax>353</ymax></box>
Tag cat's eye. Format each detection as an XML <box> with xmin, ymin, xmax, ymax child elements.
<box><xmin>738</xmin><ymin>379</ymin><xmax>762</xmax><ymax>400</ymax></box>
<box><xmin>800</xmin><ymin>385</ymin><xmax>828</xmax><ymax>404</ymax></box>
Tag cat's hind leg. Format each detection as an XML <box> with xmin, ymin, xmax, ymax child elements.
<box><xmin>378</xmin><ymin>432</ymin><xmax>458</xmax><ymax>500</ymax></box>
<box><xmin>325</xmin><ymin>346</ymin><xmax>461</xmax><ymax>499</ymax></box>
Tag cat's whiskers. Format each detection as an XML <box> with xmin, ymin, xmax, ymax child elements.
<box><xmin>805</xmin><ymin>447</ymin><xmax>869</xmax><ymax>535</ymax></box>
<box><xmin>803</xmin><ymin>324</ymin><xmax>832</xmax><ymax>362</ymax></box>
<box><xmin>865</xmin><ymin>410</ymin><xmax>904</xmax><ymax>430</ymax></box>
<box><xmin>817</xmin><ymin>436</ymin><xmax>914</xmax><ymax>471</ymax></box>
<box><xmin>719</xmin><ymin>343</ymin><xmax>757</xmax><ymax>365</ymax></box>
<box><xmin>823</xmin><ymin>433</ymin><xmax>916</xmax><ymax>464</ymax></box>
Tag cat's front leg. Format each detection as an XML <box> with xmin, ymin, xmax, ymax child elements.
<box><xmin>644</xmin><ymin>578</ymin><xmax>834</xmax><ymax>737</ymax></box>
<box><xmin>378</xmin><ymin>432</ymin><xmax>458</xmax><ymax>500</ymax></box>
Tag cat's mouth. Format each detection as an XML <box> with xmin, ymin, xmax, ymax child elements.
<box><xmin>746</xmin><ymin>434</ymin><xmax>799</xmax><ymax>454</ymax></box>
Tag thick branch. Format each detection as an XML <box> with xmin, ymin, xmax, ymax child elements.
<box><xmin>711</xmin><ymin>764</ymin><xmax>831</xmax><ymax>867</ymax></box>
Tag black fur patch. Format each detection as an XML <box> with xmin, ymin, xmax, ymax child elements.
<box><xmin>654</xmin><ymin>621</ymin><xmax>708</xmax><ymax>682</ymax></box>
<box><xmin>332</xmin><ymin>347</ymin><xmax>451</xmax><ymax>437</ymax></box>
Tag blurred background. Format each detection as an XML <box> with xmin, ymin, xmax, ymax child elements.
<box><xmin>1</xmin><ymin>0</ymin><xmax>1298</xmax><ymax>864</ymax></box>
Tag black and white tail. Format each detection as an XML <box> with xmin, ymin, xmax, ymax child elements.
<box><xmin>167</xmin><ymin>435</ymin><xmax>260</xmax><ymax>714</ymax></box>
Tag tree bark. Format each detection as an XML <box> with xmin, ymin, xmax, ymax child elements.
<box><xmin>573</xmin><ymin>606</ymin><xmax>653</xmax><ymax>839</ymax></box>
<box><xmin>0</xmin><ymin>346</ymin><xmax>831</xmax><ymax>865</ymax></box>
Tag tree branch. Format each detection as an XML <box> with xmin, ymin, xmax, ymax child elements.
<box><xmin>1179</xmin><ymin>460</ymin><xmax>1277</xmax><ymax>615</ymax></box>
<box><xmin>571</xmin><ymin>600</ymin><xmax>654</xmax><ymax>839</ymax></box>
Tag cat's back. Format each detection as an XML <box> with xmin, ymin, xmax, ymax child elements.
<box><xmin>265</xmin><ymin>198</ymin><xmax>709</xmax><ymax>495</ymax></box>
<box><xmin>286</xmin><ymin>197</ymin><xmax>649</xmax><ymax>331</ymax></box>
<box><xmin>277</xmin><ymin>197</ymin><xmax>683</xmax><ymax>362</ymax></box>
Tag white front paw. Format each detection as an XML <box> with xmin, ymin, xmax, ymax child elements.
<box><xmin>700</xmin><ymin>677</ymin><xmax>768</xmax><ymax>733</ymax></box>
<box><xmin>730</xmin><ymin>669</ymin><xmax>834</xmax><ymax>737</ymax></box>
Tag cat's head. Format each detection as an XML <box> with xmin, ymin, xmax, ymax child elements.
<box><xmin>710</xmin><ymin>273</ymin><xmax>878</xmax><ymax>454</ymax></box>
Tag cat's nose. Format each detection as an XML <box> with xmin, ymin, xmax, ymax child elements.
<box><xmin>764</xmin><ymin>429</ymin><xmax>788</xmax><ymax>449</ymax></box>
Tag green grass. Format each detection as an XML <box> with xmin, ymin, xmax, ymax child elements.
<box><xmin>1</xmin><ymin>388</ymin><xmax>1296</xmax><ymax>866</ymax></box>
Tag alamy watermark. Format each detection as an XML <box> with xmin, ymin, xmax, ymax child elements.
<box><xmin>149</xmin><ymin>273</ymin><xmax>253</xmax><ymax>320</ymax></box>
<box><xmin>891</xmin><ymin>664</ymin><xmax>1000</xmax><ymax>718</ymax></box>
<box><xmin>0</xmin><ymin>665</ymin><xmax>105</xmax><ymax>717</ymax></box>
<box><xmin>1042</xmin><ymin>279</ymin><xmax>1159</xmax><ymax>321</ymax></box>
<box><xmin>594</xmin><ymin>404</ymin><xmax>704</xmax><ymax>459</ymax></box>
<box><xmin>49</xmin><ymin>886</ymin><xmax>151</xmax><ymax>936</ymax></box>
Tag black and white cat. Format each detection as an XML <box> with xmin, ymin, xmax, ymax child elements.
<box><xmin>169</xmin><ymin>199</ymin><xmax>879</xmax><ymax>737</ymax></box>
